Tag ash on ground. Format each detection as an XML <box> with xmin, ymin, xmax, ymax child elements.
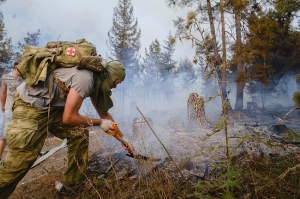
<box><xmin>86</xmin><ymin>105</ymin><xmax>300</xmax><ymax>183</ymax></box>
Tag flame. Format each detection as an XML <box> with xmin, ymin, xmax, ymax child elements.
<box><xmin>273</xmin><ymin>115</ymin><xmax>289</xmax><ymax>122</ymax></box>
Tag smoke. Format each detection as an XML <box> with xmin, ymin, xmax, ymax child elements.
<box><xmin>77</xmin><ymin>69</ymin><xmax>300</xmax><ymax>170</ymax></box>
<box><xmin>79</xmin><ymin>66</ymin><xmax>226</xmax><ymax>129</ymax></box>
<box><xmin>103</xmin><ymin>73</ymin><xmax>297</xmax><ymax>125</ymax></box>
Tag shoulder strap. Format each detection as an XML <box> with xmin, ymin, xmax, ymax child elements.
<box><xmin>48</xmin><ymin>75</ymin><xmax>53</xmax><ymax>134</ymax></box>
<box><xmin>51</xmin><ymin>72</ymin><xmax>70</xmax><ymax>99</ymax></box>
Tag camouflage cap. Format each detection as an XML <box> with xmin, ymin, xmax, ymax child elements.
<box><xmin>106</xmin><ymin>60</ymin><xmax>126</xmax><ymax>81</ymax></box>
<box><xmin>93</xmin><ymin>60</ymin><xmax>125</xmax><ymax>112</ymax></box>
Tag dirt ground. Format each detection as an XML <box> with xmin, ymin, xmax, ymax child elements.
<box><xmin>4</xmin><ymin>107</ymin><xmax>300</xmax><ymax>199</ymax></box>
<box><xmin>6</xmin><ymin>127</ymin><xmax>125</xmax><ymax>199</ymax></box>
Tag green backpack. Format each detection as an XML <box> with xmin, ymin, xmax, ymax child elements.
<box><xmin>17</xmin><ymin>38</ymin><xmax>105</xmax><ymax>86</ymax></box>
<box><xmin>46</xmin><ymin>38</ymin><xmax>97</xmax><ymax>67</ymax></box>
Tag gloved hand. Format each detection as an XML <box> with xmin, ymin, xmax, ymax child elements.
<box><xmin>100</xmin><ymin>119</ymin><xmax>114</xmax><ymax>132</ymax></box>
<box><xmin>121</xmin><ymin>137</ymin><xmax>134</xmax><ymax>155</ymax></box>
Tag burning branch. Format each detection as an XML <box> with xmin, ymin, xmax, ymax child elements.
<box><xmin>273</xmin><ymin>115</ymin><xmax>289</xmax><ymax>122</ymax></box>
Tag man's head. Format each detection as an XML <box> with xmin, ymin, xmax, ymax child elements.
<box><xmin>14</xmin><ymin>59</ymin><xmax>22</xmax><ymax>70</ymax></box>
<box><xmin>105</xmin><ymin>60</ymin><xmax>126</xmax><ymax>88</ymax></box>
<box><xmin>93</xmin><ymin>60</ymin><xmax>126</xmax><ymax>112</ymax></box>
<box><xmin>12</xmin><ymin>59</ymin><xmax>22</xmax><ymax>77</ymax></box>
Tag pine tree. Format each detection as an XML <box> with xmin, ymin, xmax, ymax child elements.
<box><xmin>177</xmin><ymin>57</ymin><xmax>196</xmax><ymax>93</ymax></box>
<box><xmin>107</xmin><ymin>0</ymin><xmax>141</xmax><ymax>79</ymax></box>
<box><xmin>226</xmin><ymin>0</ymin><xmax>250</xmax><ymax>111</ymax></box>
<box><xmin>267</xmin><ymin>0</ymin><xmax>300</xmax><ymax>81</ymax></box>
<box><xmin>244</xmin><ymin>0</ymin><xmax>300</xmax><ymax>109</ymax></box>
<box><xmin>142</xmin><ymin>36</ymin><xmax>176</xmax><ymax>83</ymax></box>
<box><xmin>0</xmin><ymin>12</ymin><xmax>15</xmax><ymax>75</ymax></box>
<box><xmin>107</xmin><ymin>0</ymin><xmax>141</xmax><ymax>114</ymax></box>
<box><xmin>149</xmin><ymin>39</ymin><xmax>162</xmax><ymax>81</ymax></box>
<box><xmin>167</xmin><ymin>0</ymin><xmax>235</xmax><ymax>114</ymax></box>
<box><xmin>161</xmin><ymin>32</ymin><xmax>176</xmax><ymax>76</ymax></box>
<box><xmin>160</xmin><ymin>33</ymin><xmax>177</xmax><ymax>100</ymax></box>
<box><xmin>140</xmin><ymin>39</ymin><xmax>162</xmax><ymax>107</ymax></box>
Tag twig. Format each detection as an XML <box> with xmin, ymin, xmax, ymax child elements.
<box><xmin>136</xmin><ymin>106</ymin><xmax>187</xmax><ymax>180</ymax></box>
<box><xmin>283</xmin><ymin>106</ymin><xmax>299</xmax><ymax>119</ymax></box>
<box><xmin>105</xmin><ymin>157</ymin><xmax>121</xmax><ymax>173</ymax></box>
<box><xmin>276</xmin><ymin>163</ymin><xmax>300</xmax><ymax>181</ymax></box>
<box><xmin>257</xmin><ymin>163</ymin><xmax>300</xmax><ymax>193</ymax></box>
<box><xmin>190</xmin><ymin>172</ymin><xmax>205</xmax><ymax>180</ymax></box>
<box><xmin>74</xmin><ymin>157</ymin><xmax>103</xmax><ymax>199</ymax></box>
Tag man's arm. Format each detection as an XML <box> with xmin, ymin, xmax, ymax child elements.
<box><xmin>90</xmin><ymin>95</ymin><xmax>133</xmax><ymax>154</ymax></box>
<box><xmin>63</xmin><ymin>88</ymin><xmax>103</xmax><ymax>127</ymax></box>
<box><xmin>90</xmin><ymin>96</ymin><xmax>124</xmax><ymax>137</ymax></box>
<box><xmin>1</xmin><ymin>88</ymin><xmax>7</xmax><ymax>113</ymax></box>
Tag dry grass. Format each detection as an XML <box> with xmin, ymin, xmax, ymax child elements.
<box><xmin>8</xmin><ymin>114</ymin><xmax>300</xmax><ymax>199</ymax></box>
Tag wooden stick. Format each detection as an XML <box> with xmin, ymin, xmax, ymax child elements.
<box><xmin>136</xmin><ymin>106</ymin><xmax>186</xmax><ymax>180</ymax></box>
<box><xmin>283</xmin><ymin>106</ymin><xmax>299</xmax><ymax>119</ymax></box>
<box><xmin>258</xmin><ymin>163</ymin><xmax>300</xmax><ymax>193</ymax></box>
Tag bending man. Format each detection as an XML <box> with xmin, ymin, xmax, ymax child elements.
<box><xmin>0</xmin><ymin>60</ymin><xmax>130</xmax><ymax>198</ymax></box>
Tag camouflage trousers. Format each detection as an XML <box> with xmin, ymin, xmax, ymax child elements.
<box><xmin>0</xmin><ymin>93</ymin><xmax>89</xmax><ymax>199</ymax></box>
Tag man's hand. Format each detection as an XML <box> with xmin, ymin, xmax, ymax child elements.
<box><xmin>100</xmin><ymin>119</ymin><xmax>114</xmax><ymax>132</ymax></box>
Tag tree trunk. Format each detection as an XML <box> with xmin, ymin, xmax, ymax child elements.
<box><xmin>207</xmin><ymin>0</ymin><xmax>233</xmax><ymax>113</ymax></box>
<box><xmin>234</xmin><ymin>6</ymin><xmax>245</xmax><ymax>111</ymax></box>
<box><xmin>220</xmin><ymin>0</ymin><xmax>229</xmax><ymax>109</ymax></box>
<box><xmin>235</xmin><ymin>81</ymin><xmax>245</xmax><ymax>110</ymax></box>
<box><xmin>206</xmin><ymin>0</ymin><xmax>221</xmax><ymax>65</ymax></box>
<box><xmin>187</xmin><ymin>93</ymin><xmax>208</xmax><ymax>127</ymax></box>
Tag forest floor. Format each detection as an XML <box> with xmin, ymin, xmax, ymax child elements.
<box><xmin>6</xmin><ymin>129</ymin><xmax>126</xmax><ymax>199</ymax></box>
<box><xmin>5</xmin><ymin>106</ymin><xmax>300</xmax><ymax>199</ymax></box>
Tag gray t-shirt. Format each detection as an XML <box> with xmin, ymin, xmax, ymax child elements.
<box><xmin>0</xmin><ymin>72</ymin><xmax>23</xmax><ymax>110</ymax></box>
<box><xmin>17</xmin><ymin>67</ymin><xmax>94</xmax><ymax>109</ymax></box>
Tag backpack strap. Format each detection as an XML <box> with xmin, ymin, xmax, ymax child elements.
<box><xmin>46</xmin><ymin>71</ymin><xmax>68</xmax><ymax>133</ymax></box>
<box><xmin>51</xmin><ymin>72</ymin><xmax>70</xmax><ymax>98</ymax></box>
<box><xmin>47</xmin><ymin>75</ymin><xmax>54</xmax><ymax>134</ymax></box>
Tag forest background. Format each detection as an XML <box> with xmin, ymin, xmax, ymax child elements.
<box><xmin>0</xmin><ymin>0</ymin><xmax>300</xmax><ymax>124</ymax></box>
<box><xmin>1</xmin><ymin>0</ymin><xmax>300</xmax><ymax>198</ymax></box>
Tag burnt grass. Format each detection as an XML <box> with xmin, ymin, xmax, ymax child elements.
<box><xmin>8</xmin><ymin>107</ymin><xmax>300</xmax><ymax>199</ymax></box>
<box><xmin>9</xmin><ymin>145</ymin><xmax>300</xmax><ymax>198</ymax></box>
<box><xmin>9</xmin><ymin>149</ymin><xmax>192</xmax><ymax>199</ymax></box>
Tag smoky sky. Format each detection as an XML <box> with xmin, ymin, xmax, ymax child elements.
<box><xmin>0</xmin><ymin>0</ymin><xmax>194</xmax><ymax>59</ymax></box>
<box><xmin>1</xmin><ymin>0</ymin><xmax>297</xmax><ymax>125</ymax></box>
<box><xmin>0</xmin><ymin>0</ymin><xmax>204</xmax><ymax>125</ymax></box>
